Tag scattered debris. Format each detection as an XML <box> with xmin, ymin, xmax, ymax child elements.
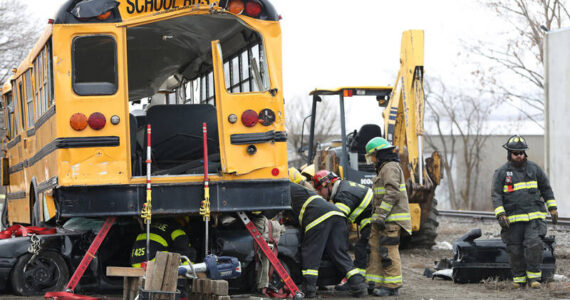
<box><xmin>554</xmin><ymin>274</ymin><xmax>569</xmax><ymax>282</ymax></box>
<box><xmin>432</xmin><ymin>241</ymin><xmax>452</xmax><ymax>250</ymax></box>
<box><xmin>432</xmin><ymin>269</ymin><xmax>452</xmax><ymax>280</ymax></box>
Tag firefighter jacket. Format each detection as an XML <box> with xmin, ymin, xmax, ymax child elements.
<box><xmin>130</xmin><ymin>221</ymin><xmax>194</xmax><ymax>267</ymax></box>
<box><xmin>330</xmin><ymin>180</ymin><xmax>373</xmax><ymax>230</ymax></box>
<box><xmin>492</xmin><ymin>160</ymin><xmax>557</xmax><ymax>223</ymax></box>
<box><xmin>289</xmin><ymin>182</ymin><xmax>345</xmax><ymax>233</ymax></box>
<box><xmin>372</xmin><ymin>161</ymin><xmax>412</xmax><ymax>235</ymax></box>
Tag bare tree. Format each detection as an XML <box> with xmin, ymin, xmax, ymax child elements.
<box><xmin>285</xmin><ymin>95</ymin><xmax>339</xmax><ymax>167</ymax></box>
<box><xmin>471</xmin><ymin>0</ymin><xmax>570</xmax><ymax>128</ymax></box>
<box><xmin>0</xmin><ymin>0</ymin><xmax>39</xmax><ymax>83</ymax></box>
<box><xmin>425</xmin><ymin>77</ymin><xmax>498</xmax><ymax>210</ymax></box>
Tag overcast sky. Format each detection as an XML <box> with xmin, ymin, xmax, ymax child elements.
<box><xmin>24</xmin><ymin>0</ymin><xmax>543</xmax><ymax>134</ymax></box>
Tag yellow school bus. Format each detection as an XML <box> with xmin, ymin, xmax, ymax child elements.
<box><xmin>1</xmin><ymin>0</ymin><xmax>289</xmax><ymax>226</ymax></box>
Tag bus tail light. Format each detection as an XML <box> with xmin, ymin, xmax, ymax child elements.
<box><xmin>245</xmin><ymin>1</ymin><xmax>262</xmax><ymax>17</ymax></box>
<box><xmin>88</xmin><ymin>112</ymin><xmax>106</xmax><ymax>130</ymax></box>
<box><xmin>241</xmin><ymin>110</ymin><xmax>258</xmax><ymax>127</ymax></box>
<box><xmin>228</xmin><ymin>0</ymin><xmax>244</xmax><ymax>14</ymax></box>
<box><xmin>343</xmin><ymin>89</ymin><xmax>354</xmax><ymax>97</ymax></box>
<box><xmin>70</xmin><ymin>113</ymin><xmax>88</xmax><ymax>131</ymax></box>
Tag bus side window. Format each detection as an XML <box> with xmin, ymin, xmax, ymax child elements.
<box><xmin>24</xmin><ymin>70</ymin><xmax>34</xmax><ymax>128</ymax></box>
<box><xmin>4</xmin><ymin>93</ymin><xmax>13</xmax><ymax>139</ymax></box>
<box><xmin>18</xmin><ymin>81</ymin><xmax>25</xmax><ymax>131</ymax></box>
<box><xmin>72</xmin><ymin>35</ymin><xmax>117</xmax><ymax>96</ymax></box>
<box><xmin>11</xmin><ymin>82</ymin><xmax>20</xmax><ymax>136</ymax></box>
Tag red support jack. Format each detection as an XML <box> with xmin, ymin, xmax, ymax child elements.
<box><xmin>237</xmin><ymin>212</ymin><xmax>304</xmax><ymax>299</ymax></box>
<box><xmin>44</xmin><ymin>217</ymin><xmax>116</xmax><ymax>300</ymax></box>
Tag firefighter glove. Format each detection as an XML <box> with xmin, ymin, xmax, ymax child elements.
<box><xmin>498</xmin><ymin>214</ymin><xmax>509</xmax><ymax>229</ymax></box>
<box><xmin>550</xmin><ymin>209</ymin><xmax>558</xmax><ymax>225</ymax></box>
<box><xmin>372</xmin><ymin>216</ymin><xmax>386</xmax><ymax>230</ymax></box>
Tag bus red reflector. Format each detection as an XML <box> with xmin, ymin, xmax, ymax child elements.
<box><xmin>245</xmin><ymin>1</ymin><xmax>262</xmax><ymax>17</ymax></box>
<box><xmin>88</xmin><ymin>112</ymin><xmax>106</xmax><ymax>130</ymax></box>
<box><xmin>228</xmin><ymin>0</ymin><xmax>244</xmax><ymax>14</ymax></box>
<box><xmin>70</xmin><ymin>113</ymin><xmax>88</xmax><ymax>131</ymax></box>
<box><xmin>241</xmin><ymin>110</ymin><xmax>258</xmax><ymax>127</ymax></box>
<box><xmin>271</xmin><ymin>168</ymin><xmax>279</xmax><ymax>176</ymax></box>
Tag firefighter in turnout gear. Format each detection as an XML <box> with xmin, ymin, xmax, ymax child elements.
<box><xmin>313</xmin><ymin>170</ymin><xmax>373</xmax><ymax>276</ymax></box>
<box><xmin>289</xmin><ymin>167</ymin><xmax>316</xmax><ymax>191</ymax></box>
<box><xmin>288</xmin><ymin>182</ymin><xmax>368</xmax><ymax>298</ymax></box>
<box><xmin>364</xmin><ymin>137</ymin><xmax>411</xmax><ymax>297</ymax></box>
<box><xmin>492</xmin><ymin>135</ymin><xmax>557</xmax><ymax>289</ymax></box>
<box><xmin>130</xmin><ymin>219</ymin><xmax>196</xmax><ymax>268</ymax></box>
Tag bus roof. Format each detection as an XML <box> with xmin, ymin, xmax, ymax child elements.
<box><xmin>309</xmin><ymin>86</ymin><xmax>392</xmax><ymax>96</ymax></box>
<box><xmin>2</xmin><ymin>82</ymin><xmax>11</xmax><ymax>95</ymax></box>
<box><xmin>54</xmin><ymin>0</ymin><xmax>279</xmax><ymax>24</ymax></box>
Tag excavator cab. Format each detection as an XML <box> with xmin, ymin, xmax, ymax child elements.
<box><xmin>300</xmin><ymin>87</ymin><xmax>392</xmax><ymax>186</ymax></box>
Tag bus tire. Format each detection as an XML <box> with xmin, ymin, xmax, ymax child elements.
<box><xmin>11</xmin><ymin>251</ymin><xmax>70</xmax><ymax>296</ymax></box>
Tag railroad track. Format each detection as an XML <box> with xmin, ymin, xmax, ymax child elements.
<box><xmin>438</xmin><ymin>209</ymin><xmax>570</xmax><ymax>226</ymax></box>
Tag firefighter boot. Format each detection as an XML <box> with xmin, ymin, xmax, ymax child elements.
<box><xmin>347</xmin><ymin>274</ymin><xmax>368</xmax><ymax>297</ymax></box>
<box><xmin>334</xmin><ymin>277</ymin><xmax>349</xmax><ymax>291</ymax></box>
<box><xmin>529</xmin><ymin>280</ymin><xmax>541</xmax><ymax>289</ymax></box>
<box><xmin>511</xmin><ymin>282</ymin><xmax>524</xmax><ymax>289</ymax></box>
<box><xmin>302</xmin><ymin>283</ymin><xmax>317</xmax><ymax>298</ymax></box>
<box><xmin>372</xmin><ymin>287</ymin><xmax>400</xmax><ymax>297</ymax></box>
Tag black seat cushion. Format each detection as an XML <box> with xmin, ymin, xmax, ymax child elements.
<box><xmin>145</xmin><ymin>104</ymin><xmax>219</xmax><ymax>171</ymax></box>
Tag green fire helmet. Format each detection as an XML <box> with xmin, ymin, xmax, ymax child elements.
<box><xmin>365</xmin><ymin>137</ymin><xmax>395</xmax><ymax>164</ymax></box>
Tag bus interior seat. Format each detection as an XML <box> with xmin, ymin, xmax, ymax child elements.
<box><xmin>144</xmin><ymin>104</ymin><xmax>220</xmax><ymax>175</ymax></box>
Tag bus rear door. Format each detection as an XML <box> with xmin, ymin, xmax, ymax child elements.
<box><xmin>210</xmin><ymin>40</ymin><xmax>286</xmax><ymax>176</ymax></box>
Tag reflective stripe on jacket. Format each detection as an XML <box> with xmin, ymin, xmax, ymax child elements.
<box><xmin>290</xmin><ymin>182</ymin><xmax>345</xmax><ymax>233</ymax></box>
<box><xmin>492</xmin><ymin>160</ymin><xmax>556</xmax><ymax>223</ymax></box>
<box><xmin>330</xmin><ymin>180</ymin><xmax>373</xmax><ymax>230</ymax></box>
<box><xmin>130</xmin><ymin>221</ymin><xmax>192</xmax><ymax>267</ymax></box>
<box><xmin>373</xmin><ymin>161</ymin><xmax>412</xmax><ymax>234</ymax></box>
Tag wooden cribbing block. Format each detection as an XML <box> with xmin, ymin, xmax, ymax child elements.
<box><xmin>149</xmin><ymin>252</ymin><xmax>169</xmax><ymax>291</ymax></box>
<box><xmin>160</xmin><ymin>252</ymin><xmax>181</xmax><ymax>299</ymax></box>
<box><xmin>106</xmin><ymin>266</ymin><xmax>145</xmax><ymax>300</ymax></box>
<box><xmin>106</xmin><ymin>266</ymin><xmax>145</xmax><ymax>277</ymax></box>
<box><xmin>211</xmin><ymin>280</ymin><xmax>228</xmax><ymax>296</ymax></box>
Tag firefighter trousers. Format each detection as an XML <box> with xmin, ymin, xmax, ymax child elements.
<box><xmin>500</xmin><ymin>219</ymin><xmax>547</xmax><ymax>283</ymax></box>
<box><xmin>301</xmin><ymin>216</ymin><xmax>360</xmax><ymax>290</ymax></box>
<box><xmin>366</xmin><ymin>222</ymin><xmax>402</xmax><ymax>289</ymax></box>
<box><xmin>354</xmin><ymin>224</ymin><xmax>371</xmax><ymax>271</ymax></box>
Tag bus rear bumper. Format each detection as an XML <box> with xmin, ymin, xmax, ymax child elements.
<box><xmin>55</xmin><ymin>179</ymin><xmax>290</xmax><ymax>218</ymax></box>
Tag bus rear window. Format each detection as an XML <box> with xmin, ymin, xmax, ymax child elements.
<box><xmin>72</xmin><ymin>35</ymin><xmax>117</xmax><ymax>96</ymax></box>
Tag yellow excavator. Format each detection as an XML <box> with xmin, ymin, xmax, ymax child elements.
<box><xmin>299</xmin><ymin>30</ymin><xmax>442</xmax><ymax>248</ymax></box>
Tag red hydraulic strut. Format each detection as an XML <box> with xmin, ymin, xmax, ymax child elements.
<box><xmin>237</xmin><ymin>212</ymin><xmax>303</xmax><ymax>299</ymax></box>
<box><xmin>45</xmin><ymin>216</ymin><xmax>116</xmax><ymax>300</ymax></box>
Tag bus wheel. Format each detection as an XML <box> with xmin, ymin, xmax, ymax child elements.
<box><xmin>11</xmin><ymin>251</ymin><xmax>70</xmax><ymax>296</ymax></box>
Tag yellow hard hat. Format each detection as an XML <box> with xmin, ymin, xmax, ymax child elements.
<box><xmin>288</xmin><ymin>167</ymin><xmax>303</xmax><ymax>184</ymax></box>
<box><xmin>300</xmin><ymin>164</ymin><xmax>315</xmax><ymax>181</ymax></box>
